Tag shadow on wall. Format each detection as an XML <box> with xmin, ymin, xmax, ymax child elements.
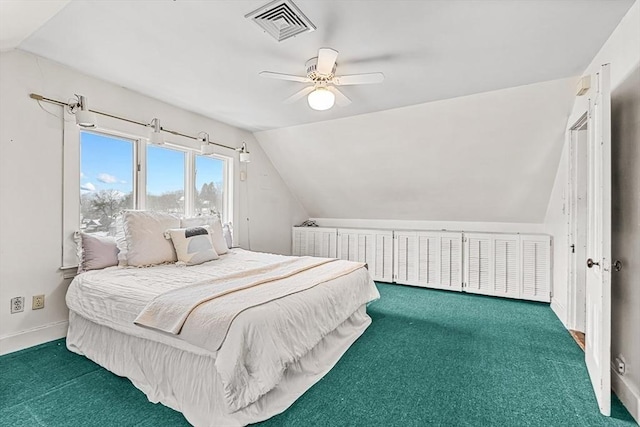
<box><xmin>610</xmin><ymin>64</ymin><xmax>640</xmax><ymax>410</ymax></box>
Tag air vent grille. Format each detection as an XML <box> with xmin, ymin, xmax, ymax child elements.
<box><xmin>245</xmin><ymin>0</ymin><xmax>316</xmax><ymax>42</ymax></box>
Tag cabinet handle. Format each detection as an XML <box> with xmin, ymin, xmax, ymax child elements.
<box><xmin>586</xmin><ymin>258</ymin><xmax>599</xmax><ymax>268</ymax></box>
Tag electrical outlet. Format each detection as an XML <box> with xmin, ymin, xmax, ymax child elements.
<box><xmin>10</xmin><ymin>297</ymin><xmax>24</xmax><ymax>314</ymax></box>
<box><xmin>32</xmin><ymin>295</ymin><xmax>45</xmax><ymax>310</ymax></box>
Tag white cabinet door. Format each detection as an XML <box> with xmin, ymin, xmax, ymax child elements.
<box><xmin>492</xmin><ymin>235</ymin><xmax>520</xmax><ymax>299</ymax></box>
<box><xmin>520</xmin><ymin>235</ymin><xmax>551</xmax><ymax>303</ymax></box>
<box><xmin>464</xmin><ymin>233</ymin><xmax>550</xmax><ymax>302</ymax></box>
<box><xmin>292</xmin><ymin>228</ymin><xmax>307</xmax><ymax>256</ymax></box>
<box><xmin>338</xmin><ymin>229</ymin><xmax>393</xmax><ymax>282</ymax></box>
<box><xmin>464</xmin><ymin>233</ymin><xmax>493</xmax><ymax>296</ymax></box>
<box><xmin>415</xmin><ymin>231</ymin><xmax>463</xmax><ymax>291</ymax></box>
<box><xmin>291</xmin><ymin>227</ymin><xmax>337</xmax><ymax>258</ymax></box>
<box><xmin>373</xmin><ymin>232</ymin><xmax>394</xmax><ymax>282</ymax></box>
<box><xmin>393</xmin><ymin>231</ymin><xmax>418</xmax><ymax>285</ymax></box>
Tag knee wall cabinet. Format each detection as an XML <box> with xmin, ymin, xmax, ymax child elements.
<box><xmin>464</xmin><ymin>233</ymin><xmax>551</xmax><ymax>302</ymax></box>
<box><xmin>337</xmin><ymin>229</ymin><xmax>394</xmax><ymax>282</ymax></box>
<box><xmin>292</xmin><ymin>227</ymin><xmax>337</xmax><ymax>258</ymax></box>
<box><xmin>291</xmin><ymin>227</ymin><xmax>551</xmax><ymax>303</ymax></box>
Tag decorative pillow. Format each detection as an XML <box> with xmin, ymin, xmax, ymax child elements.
<box><xmin>222</xmin><ymin>222</ymin><xmax>233</xmax><ymax>249</ymax></box>
<box><xmin>181</xmin><ymin>216</ymin><xmax>229</xmax><ymax>255</ymax></box>
<box><xmin>166</xmin><ymin>226</ymin><xmax>219</xmax><ymax>266</ymax></box>
<box><xmin>123</xmin><ymin>210</ymin><xmax>180</xmax><ymax>267</ymax></box>
<box><xmin>76</xmin><ymin>232</ymin><xmax>119</xmax><ymax>273</ymax></box>
<box><xmin>114</xmin><ymin>214</ymin><xmax>128</xmax><ymax>267</ymax></box>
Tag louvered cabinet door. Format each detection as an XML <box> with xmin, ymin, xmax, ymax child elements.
<box><xmin>294</xmin><ymin>227</ymin><xmax>337</xmax><ymax>258</ymax></box>
<box><xmin>292</xmin><ymin>228</ymin><xmax>307</xmax><ymax>256</ymax></box>
<box><xmin>464</xmin><ymin>233</ymin><xmax>493</xmax><ymax>296</ymax></box>
<box><xmin>520</xmin><ymin>235</ymin><xmax>551</xmax><ymax>302</ymax></box>
<box><xmin>393</xmin><ymin>231</ymin><xmax>418</xmax><ymax>285</ymax></box>
<box><xmin>316</xmin><ymin>228</ymin><xmax>338</xmax><ymax>258</ymax></box>
<box><xmin>373</xmin><ymin>231</ymin><xmax>394</xmax><ymax>282</ymax></box>
<box><xmin>492</xmin><ymin>235</ymin><xmax>520</xmax><ymax>299</ymax></box>
<box><xmin>439</xmin><ymin>232</ymin><xmax>463</xmax><ymax>291</ymax></box>
<box><xmin>416</xmin><ymin>232</ymin><xmax>439</xmax><ymax>288</ymax></box>
<box><xmin>337</xmin><ymin>231</ymin><xmax>357</xmax><ymax>261</ymax></box>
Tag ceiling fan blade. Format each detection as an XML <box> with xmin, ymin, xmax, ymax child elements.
<box><xmin>283</xmin><ymin>86</ymin><xmax>315</xmax><ymax>104</ymax></box>
<box><xmin>333</xmin><ymin>72</ymin><xmax>385</xmax><ymax>86</ymax></box>
<box><xmin>328</xmin><ymin>86</ymin><xmax>351</xmax><ymax>107</ymax></box>
<box><xmin>259</xmin><ymin>71</ymin><xmax>311</xmax><ymax>83</ymax></box>
<box><xmin>317</xmin><ymin>48</ymin><xmax>339</xmax><ymax>75</ymax></box>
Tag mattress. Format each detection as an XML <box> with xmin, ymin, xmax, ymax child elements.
<box><xmin>65</xmin><ymin>249</ymin><xmax>379</xmax><ymax>426</ymax></box>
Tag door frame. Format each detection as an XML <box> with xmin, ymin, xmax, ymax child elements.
<box><xmin>567</xmin><ymin>112</ymin><xmax>589</xmax><ymax>331</ymax></box>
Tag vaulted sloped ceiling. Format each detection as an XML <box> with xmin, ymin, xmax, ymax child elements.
<box><xmin>255</xmin><ymin>77</ymin><xmax>576</xmax><ymax>223</ymax></box>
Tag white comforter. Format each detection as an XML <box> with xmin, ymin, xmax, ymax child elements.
<box><xmin>66</xmin><ymin>249</ymin><xmax>379</xmax><ymax>412</ymax></box>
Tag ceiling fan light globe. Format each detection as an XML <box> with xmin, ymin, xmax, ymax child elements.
<box><xmin>307</xmin><ymin>88</ymin><xmax>335</xmax><ymax>111</ymax></box>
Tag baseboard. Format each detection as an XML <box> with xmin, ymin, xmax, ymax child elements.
<box><xmin>0</xmin><ymin>320</ymin><xmax>68</xmax><ymax>356</ymax></box>
<box><xmin>611</xmin><ymin>366</ymin><xmax>640</xmax><ymax>423</ymax></box>
<box><xmin>550</xmin><ymin>299</ymin><xmax>569</xmax><ymax>329</ymax></box>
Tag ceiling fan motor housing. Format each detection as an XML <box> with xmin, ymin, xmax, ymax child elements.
<box><xmin>305</xmin><ymin>57</ymin><xmax>337</xmax><ymax>81</ymax></box>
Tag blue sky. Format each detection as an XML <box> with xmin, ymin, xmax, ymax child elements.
<box><xmin>80</xmin><ymin>132</ymin><xmax>224</xmax><ymax>196</ymax></box>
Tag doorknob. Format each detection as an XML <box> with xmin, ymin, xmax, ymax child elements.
<box><xmin>586</xmin><ymin>258</ymin><xmax>600</xmax><ymax>268</ymax></box>
<box><xmin>613</xmin><ymin>260</ymin><xmax>623</xmax><ymax>272</ymax></box>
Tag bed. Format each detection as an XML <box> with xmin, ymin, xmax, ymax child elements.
<box><xmin>65</xmin><ymin>248</ymin><xmax>379</xmax><ymax>426</ymax></box>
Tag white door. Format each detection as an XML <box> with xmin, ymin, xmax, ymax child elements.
<box><xmin>584</xmin><ymin>64</ymin><xmax>612</xmax><ymax>416</ymax></box>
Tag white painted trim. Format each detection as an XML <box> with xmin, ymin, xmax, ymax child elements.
<box><xmin>551</xmin><ymin>299</ymin><xmax>569</xmax><ymax>329</ymax></box>
<box><xmin>0</xmin><ymin>320</ymin><xmax>68</xmax><ymax>356</ymax></box>
<box><xmin>611</xmin><ymin>365</ymin><xmax>640</xmax><ymax>423</ymax></box>
<box><xmin>312</xmin><ymin>218</ymin><xmax>545</xmax><ymax>234</ymax></box>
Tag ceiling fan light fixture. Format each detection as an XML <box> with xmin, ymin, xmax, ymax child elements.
<box><xmin>307</xmin><ymin>87</ymin><xmax>335</xmax><ymax>111</ymax></box>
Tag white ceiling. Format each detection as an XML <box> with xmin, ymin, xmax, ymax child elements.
<box><xmin>255</xmin><ymin>77</ymin><xmax>578</xmax><ymax>223</ymax></box>
<box><xmin>17</xmin><ymin>0</ymin><xmax>634</xmax><ymax>132</ymax></box>
<box><xmin>0</xmin><ymin>0</ymin><xmax>70</xmax><ymax>51</ymax></box>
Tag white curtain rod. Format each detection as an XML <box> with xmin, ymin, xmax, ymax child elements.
<box><xmin>28</xmin><ymin>93</ymin><xmax>237</xmax><ymax>152</ymax></box>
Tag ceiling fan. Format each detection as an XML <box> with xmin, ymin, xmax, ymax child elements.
<box><xmin>260</xmin><ymin>48</ymin><xmax>385</xmax><ymax>111</ymax></box>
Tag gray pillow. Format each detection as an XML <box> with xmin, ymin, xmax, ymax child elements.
<box><xmin>181</xmin><ymin>216</ymin><xmax>229</xmax><ymax>255</ymax></box>
<box><xmin>77</xmin><ymin>232</ymin><xmax>119</xmax><ymax>273</ymax></box>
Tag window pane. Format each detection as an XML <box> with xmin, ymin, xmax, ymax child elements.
<box><xmin>80</xmin><ymin>131</ymin><xmax>134</xmax><ymax>235</ymax></box>
<box><xmin>195</xmin><ymin>155</ymin><xmax>225</xmax><ymax>219</ymax></box>
<box><xmin>147</xmin><ymin>145</ymin><xmax>185</xmax><ymax>215</ymax></box>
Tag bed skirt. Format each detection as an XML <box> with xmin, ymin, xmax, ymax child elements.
<box><xmin>66</xmin><ymin>306</ymin><xmax>371</xmax><ymax>426</ymax></box>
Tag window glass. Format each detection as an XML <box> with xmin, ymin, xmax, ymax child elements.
<box><xmin>195</xmin><ymin>155</ymin><xmax>226</xmax><ymax>218</ymax></box>
<box><xmin>146</xmin><ymin>145</ymin><xmax>185</xmax><ymax>215</ymax></box>
<box><xmin>80</xmin><ymin>131</ymin><xmax>134</xmax><ymax>235</ymax></box>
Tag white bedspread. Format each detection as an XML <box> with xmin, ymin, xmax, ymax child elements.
<box><xmin>66</xmin><ymin>249</ymin><xmax>380</xmax><ymax>413</ymax></box>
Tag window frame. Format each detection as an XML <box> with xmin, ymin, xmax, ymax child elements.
<box><xmin>62</xmin><ymin>110</ymin><xmax>234</xmax><ymax>268</ymax></box>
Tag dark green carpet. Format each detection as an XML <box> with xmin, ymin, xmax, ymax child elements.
<box><xmin>0</xmin><ymin>283</ymin><xmax>635</xmax><ymax>426</ymax></box>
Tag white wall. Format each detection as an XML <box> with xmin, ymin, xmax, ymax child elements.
<box><xmin>0</xmin><ymin>50</ymin><xmax>307</xmax><ymax>354</ymax></box>
<box><xmin>255</xmin><ymin>77</ymin><xmax>577</xmax><ymax>224</ymax></box>
<box><xmin>544</xmin><ymin>1</ymin><xmax>640</xmax><ymax>420</ymax></box>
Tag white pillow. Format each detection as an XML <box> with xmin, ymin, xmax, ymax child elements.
<box><xmin>123</xmin><ymin>210</ymin><xmax>180</xmax><ymax>267</ymax></box>
<box><xmin>223</xmin><ymin>222</ymin><xmax>233</xmax><ymax>249</ymax></box>
<box><xmin>181</xmin><ymin>216</ymin><xmax>229</xmax><ymax>255</ymax></box>
<box><xmin>113</xmin><ymin>214</ymin><xmax>128</xmax><ymax>267</ymax></box>
<box><xmin>166</xmin><ymin>226</ymin><xmax>219</xmax><ymax>266</ymax></box>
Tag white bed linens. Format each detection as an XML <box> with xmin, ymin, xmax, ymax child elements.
<box><xmin>66</xmin><ymin>249</ymin><xmax>380</xmax><ymax>417</ymax></box>
<box><xmin>134</xmin><ymin>256</ymin><xmax>335</xmax><ymax>336</ymax></box>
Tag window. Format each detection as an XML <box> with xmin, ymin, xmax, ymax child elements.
<box><xmin>195</xmin><ymin>155</ymin><xmax>226</xmax><ymax>219</ymax></box>
<box><xmin>80</xmin><ymin>131</ymin><xmax>135</xmax><ymax>235</ymax></box>
<box><xmin>146</xmin><ymin>145</ymin><xmax>185</xmax><ymax>215</ymax></box>
<box><xmin>67</xmin><ymin>125</ymin><xmax>233</xmax><ymax>267</ymax></box>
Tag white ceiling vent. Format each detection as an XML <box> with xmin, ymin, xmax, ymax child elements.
<box><xmin>245</xmin><ymin>0</ymin><xmax>316</xmax><ymax>42</ymax></box>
